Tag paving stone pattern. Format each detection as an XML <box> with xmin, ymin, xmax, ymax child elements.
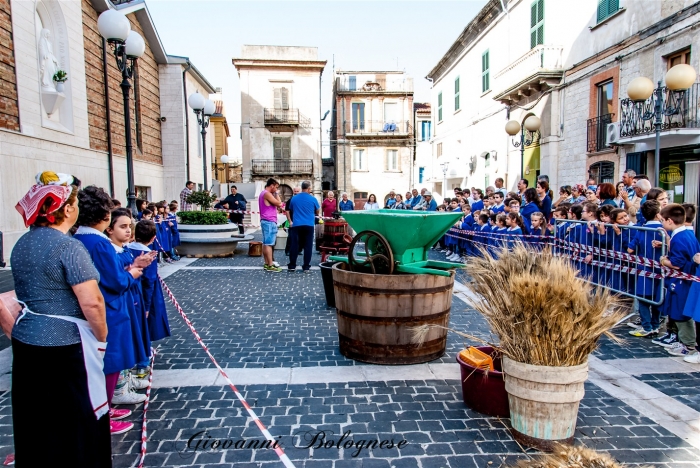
<box><xmin>105</xmin><ymin>380</ymin><xmax>700</xmax><ymax>467</ymax></box>
<box><xmin>157</xmin><ymin>268</ymin><xmax>495</xmax><ymax>370</ymax></box>
<box><xmin>637</xmin><ymin>372</ymin><xmax>700</xmax><ymax>413</ymax></box>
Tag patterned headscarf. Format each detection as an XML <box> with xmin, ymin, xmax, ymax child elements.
<box><xmin>16</xmin><ymin>171</ymin><xmax>75</xmax><ymax>227</ymax></box>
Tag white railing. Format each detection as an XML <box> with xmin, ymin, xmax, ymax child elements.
<box><xmin>493</xmin><ymin>45</ymin><xmax>564</xmax><ymax>93</ymax></box>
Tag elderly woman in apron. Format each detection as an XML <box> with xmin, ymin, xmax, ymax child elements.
<box><xmin>9</xmin><ymin>172</ymin><xmax>111</xmax><ymax>466</ymax></box>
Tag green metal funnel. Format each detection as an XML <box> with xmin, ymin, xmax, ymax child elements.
<box><xmin>330</xmin><ymin>210</ymin><xmax>465</xmax><ymax>276</ymax></box>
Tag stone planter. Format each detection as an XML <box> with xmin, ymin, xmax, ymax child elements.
<box><xmin>176</xmin><ymin>223</ymin><xmax>252</xmax><ymax>257</ymax></box>
<box><xmin>275</xmin><ymin>229</ymin><xmax>287</xmax><ymax>250</ymax></box>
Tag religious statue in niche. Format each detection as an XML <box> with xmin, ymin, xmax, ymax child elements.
<box><xmin>39</xmin><ymin>28</ymin><xmax>59</xmax><ymax>92</ymax></box>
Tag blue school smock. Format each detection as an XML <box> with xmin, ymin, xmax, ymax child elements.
<box><xmin>471</xmin><ymin>199</ymin><xmax>484</xmax><ymax>211</ymax></box>
<box><xmin>609</xmin><ymin>224</ymin><xmax>635</xmax><ymax>292</ymax></box>
<box><xmin>126</xmin><ymin>243</ymin><xmax>171</xmax><ymax>342</ymax></box>
<box><xmin>73</xmin><ymin>227</ymin><xmax>137</xmax><ymax>375</ymax></box>
<box><xmin>507</xmin><ymin>227</ymin><xmax>523</xmax><ymax>250</ymax></box>
<box><xmin>540</xmin><ymin>195</ymin><xmax>552</xmax><ymax>220</ymax></box>
<box><xmin>155</xmin><ymin>216</ymin><xmax>171</xmax><ymax>252</ymax></box>
<box><xmin>117</xmin><ymin>248</ymin><xmax>151</xmax><ymax>364</ymax></box>
<box><xmin>569</xmin><ymin>222</ymin><xmax>594</xmax><ymax>279</ymax></box>
<box><xmin>683</xmin><ymin>263</ymin><xmax>700</xmax><ymax>321</ymax></box>
<box><xmin>168</xmin><ymin>213</ymin><xmax>181</xmax><ymax>248</ymax></box>
<box><xmin>460</xmin><ymin>215</ymin><xmax>474</xmax><ymax>256</ymax></box>
<box><xmin>520</xmin><ymin>203</ymin><xmax>539</xmax><ymax>234</ymax></box>
<box><xmin>628</xmin><ymin>221</ymin><xmax>664</xmax><ymax>302</ymax></box>
<box><xmin>663</xmin><ymin>228</ymin><xmax>700</xmax><ymax>320</ymax></box>
<box><xmin>591</xmin><ymin>225</ymin><xmax>613</xmax><ymax>287</ymax></box>
<box><xmin>526</xmin><ymin>227</ymin><xmax>547</xmax><ymax>250</ymax></box>
<box><xmin>491</xmin><ymin>204</ymin><xmax>505</xmax><ymax>214</ymax></box>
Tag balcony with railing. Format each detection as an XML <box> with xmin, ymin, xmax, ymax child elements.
<box><xmin>587</xmin><ymin>114</ymin><xmax>614</xmax><ymax>153</ymax></box>
<box><xmin>336</xmin><ymin>77</ymin><xmax>413</xmax><ymax>93</ymax></box>
<box><xmin>618</xmin><ymin>83</ymin><xmax>700</xmax><ymax>144</ymax></box>
<box><xmin>492</xmin><ymin>45</ymin><xmax>564</xmax><ymax>104</ymax></box>
<box><xmin>251</xmin><ymin>159</ymin><xmax>313</xmax><ymax>175</ymax></box>
<box><xmin>263</xmin><ymin>108</ymin><xmax>311</xmax><ymax>127</ymax></box>
<box><xmin>342</xmin><ymin>120</ymin><xmax>412</xmax><ymax>136</ymax></box>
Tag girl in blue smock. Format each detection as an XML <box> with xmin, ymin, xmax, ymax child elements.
<box><xmin>460</xmin><ymin>208</ymin><xmax>475</xmax><ymax>257</ymax></box>
<box><xmin>73</xmin><ymin>191</ymin><xmax>139</xmax><ymax>408</ymax></box>
<box><xmin>127</xmin><ymin>219</ymin><xmax>171</xmax><ymax>343</ymax></box>
<box><xmin>168</xmin><ymin>202</ymin><xmax>181</xmax><ymax>253</ymax></box>
<box><xmin>154</xmin><ymin>203</ymin><xmax>172</xmax><ymax>258</ymax></box>
<box><xmin>106</xmin><ymin>210</ymin><xmax>152</xmax><ymax>367</ymax></box>
<box><xmin>506</xmin><ymin>212</ymin><xmax>525</xmax><ymax>250</ymax></box>
<box><xmin>527</xmin><ymin>212</ymin><xmax>547</xmax><ymax>250</ymax></box>
<box><xmin>608</xmin><ymin>209</ymin><xmax>635</xmax><ymax>293</ymax></box>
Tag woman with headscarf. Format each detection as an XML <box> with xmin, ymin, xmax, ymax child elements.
<box><xmin>10</xmin><ymin>172</ymin><xmax>112</xmax><ymax>466</ymax></box>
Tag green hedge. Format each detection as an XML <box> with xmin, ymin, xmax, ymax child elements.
<box><xmin>178</xmin><ymin>211</ymin><xmax>229</xmax><ymax>225</ymax></box>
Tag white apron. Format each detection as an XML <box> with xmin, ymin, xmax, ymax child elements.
<box><xmin>15</xmin><ymin>302</ymin><xmax>109</xmax><ymax>419</ymax></box>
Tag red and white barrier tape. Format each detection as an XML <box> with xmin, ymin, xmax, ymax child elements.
<box><xmin>444</xmin><ymin>228</ymin><xmax>700</xmax><ymax>283</ymax></box>
<box><xmin>158</xmin><ymin>276</ymin><xmax>295</xmax><ymax>468</ymax></box>
<box><xmin>137</xmin><ymin>347</ymin><xmax>157</xmax><ymax>468</ymax></box>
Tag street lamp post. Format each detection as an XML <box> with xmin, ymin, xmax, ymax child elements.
<box><xmin>220</xmin><ymin>154</ymin><xmax>230</xmax><ymax>184</ymax></box>
<box><xmin>505</xmin><ymin>116</ymin><xmax>541</xmax><ymax>182</ymax></box>
<box><xmin>188</xmin><ymin>93</ymin><xmax>216</xmax><ymax>190</ymax></box>
<box><xmin>97</xmin><ymin>10</ymin><xmax>146</xmax><ymax>215</ymax></box>
<box><xmin>623</xmin><ymin>64</ymin><xmax>697</xmax><ymax>186</ymax></box>
<box><xmin>440</xmin><ymin>161</ymin><xmax>449</xmax><ymax>199</ymax></box>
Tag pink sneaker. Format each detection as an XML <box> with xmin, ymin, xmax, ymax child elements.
<box><xmin>109</xmin><ymin>408</ymin><xmax>132</xmax><ymax>420</ymax></box>
<box><xmin>110</xmin><ymin>420</ymin><xmax>134</xmax><ymax>435</ymax></box>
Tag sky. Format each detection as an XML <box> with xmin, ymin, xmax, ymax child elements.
<box><xmin>147</xmin><ymin>0</ymin><xmax>489</xmax><ymax>158</ymax></box>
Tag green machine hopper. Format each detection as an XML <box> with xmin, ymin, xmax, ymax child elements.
<box><xmin>328</xmin><ymin>209</ymin><xmax>466</xmax><ymax>276</ymax></box>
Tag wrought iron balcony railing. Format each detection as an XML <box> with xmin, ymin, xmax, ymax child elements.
<box><xmin>264</xmin><ymin>108</ymin><xmax>304</xmax><ymax>125</ymax></box>
<box><xmin>586</xmin><ymin>113</ymin><xmax>614</xmax><ymax>153</ymax></box>
<box><xmin>619</xmin><ymin>83</ymin><xmax>700</xmax><ymax>138</ymax></box>
<box><xmin>343</xmin><ymin>120</ymin><xmax>412</xmax><ymax>135</ymax></box>
<box><xmin>251</xmin><ymin>159</ymin><xmax>312</xmax><ymax>175</ymax></box>
<box><xmin>336</xmin><ymin>77</ymin><xmax>413</xmax><ymax>93</ymax></box>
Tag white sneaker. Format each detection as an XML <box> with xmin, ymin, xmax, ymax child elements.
<box><xmin>683</xmin><ymin>353</ymin><xmax>700</xmax><ymax>364</ymax></box>
<box><xmin>445</xmin><ymin>251</ymin><xmax>453</xmax><ymax>257</ymax></box>
<box><xmin>272</xmin><ymin>261</ymin><xmax>280</xmax><ymax>268</ymax></box>
<box><xmin>666</xmin><ymin>342</ymin><xmax>695</xmax><ymax>356</ymax></box>
<box><xmin>111</xmin><ymin>389</ymin><xmax>147</xmax><ymax>405</ymax></box>
<box><xmin>448</xmin><ymin>254</ymin><xmax>460</xmax><ymax>262</ymax></box>
<box><xmin>130</xmin><ymin>374</ymin><xmax>149</xmax><ymax>390</ymax></box>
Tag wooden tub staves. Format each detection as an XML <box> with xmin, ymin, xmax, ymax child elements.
<box><xmin>331</xmin><ymin>262</ymin><xmax>454</xmax><ymax>365</ymax></box>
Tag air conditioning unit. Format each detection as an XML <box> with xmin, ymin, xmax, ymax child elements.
<box><xmin>606</xmin><ymin>122</ymin><xmax>621</xmax><ymax>146</ymax></box>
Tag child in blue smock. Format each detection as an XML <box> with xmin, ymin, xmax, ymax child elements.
<box><xmin>660</xmin><ymin>204</ymin><xmax>700</xmax><ymax>359</ymax></box>
<box><xmin>106</xmin><ymin>209</ymin><xmax>155</xmax><ymax>394</ymax></box>
<box><xmin>506</xmin><ymin>212</ymin><xmax>525</xmax><ymax>250</ymax></box>
<box><xmin>527</xmin><ymin>212</ymin><xmax>547</xmax><ymax>250</ymax></box>
<box><xmin>126</xmin><ymin>220</ymin><xmax>171</xmax><ymax>343</ymax></box>
<box><xmin>627</xmin><ymin>201</ymin><xmax>665</xmax><ymax>337</ymax></box>
<box><xmin>167</xmin><ymin>203</ymin><xmax>181</xmax><ymax>260</ymax></box>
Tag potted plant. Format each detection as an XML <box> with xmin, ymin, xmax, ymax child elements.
<box><xmin>413</xmin><ymin>243</ymin><xmax>624</xmax><ymax>451</ymax></box>
<box><xmin>53</xmin><ymin>70</ymin><xmax>67</xmax><ymax>93</ymax></box>
<box><xmin>176</xmin><ymin>190</ymin><xmax>251</xmax><ymax>257</ymax></box>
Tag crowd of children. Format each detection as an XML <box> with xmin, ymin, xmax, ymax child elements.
<box><xmin>437</xmin><ymin>184</ymin><xmax>700</xmax><ymax>363</ymax></box>
<box><xmin>135</xmin><ymin>198</ymin><xmax>182</xmax><ymax>262</ymax></box>
<box><xmin>74</xmin><ymin>187</ymin><xmax>173</xmax><ymax>435</ymax></box>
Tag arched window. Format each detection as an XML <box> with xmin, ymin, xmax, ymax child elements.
<box><xmin>589</xmin><ymin>161</ymin><xmax>615</xmax><ymax>184</ymax></box>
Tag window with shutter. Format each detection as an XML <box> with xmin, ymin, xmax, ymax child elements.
<box><xmin>273</xmin><ymin>137</ymin><xmax>291</xmax><ymax>160</ymax></box>
<box><xmin>353</xmin><ymin>149</ymin><xmax>366</xmax><ymax>171</ymax></box>
<box><xmin>273</xmin><ymin>88</ymin><xmax>290</xmax><ymax>110</ymax></box>
<box><xmin>349</xmin><ymin>76</ymin><xmax>356</xmax><ymax>91</ymax></box>
<box><xmin>438</xmin><ymin>92</ymin><xmax>443</xmax><ymax>122</ymax></box>
<box><xmin>386</xmin><ymin>150</ymin><xmax>398</xmax><ymax>171</ymax></box>
<box><xmin>482</xmin><ymin>50</ymin><xmax>490</xmax><ymax>93</ymax></box>
<box><xmin>596</xmin><ymin>0</ymin><xmax>619</xmax><ymax>23</ymax></box>
<box><xmin>454</xmin><ymin>76</ymin><xmax>460</xmax><ymax>111</ymax></box>
<box><xmin>530</xmin><ymin>0</ymin><xmax>544</xmax><ymax>49</ymax></box>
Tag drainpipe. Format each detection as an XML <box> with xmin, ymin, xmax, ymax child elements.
<box><xmin>102</xmin><ymin>38</ymin><xmax>115</xmax><ymax>197</ymax></box>
<box><xmin>182</xmin><ymin>60</ymin><xmax>193</xmax><ymax>181</ymax></box>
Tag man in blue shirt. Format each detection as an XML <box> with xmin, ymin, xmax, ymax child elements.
<box><xmin>338</xmin><ymin>192</ymin><xmax>354</xmax><ymax>211</ymax></box>
<box><xmin>385</xmin><ymin>190</ymin><xmax>397</xmax><ymax>208</ymax></box>
<box><xmin>286</xmin><ymin>180</ymin><xmax>320</xmax><ymax>272</ymax></box>
<box><xmin>409</xmin><ymin>189</ymin><xmax>422</xmax><ymax>209</ymax></box>
<box><xmin>423</xmin><ymin>191</ymin><xmax>438</xmax><ymax>211</ymax></box>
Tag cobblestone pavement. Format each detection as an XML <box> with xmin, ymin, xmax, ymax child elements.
<box><xmin>637</xmin><ymin>373</ymin><xmax>700</xmax><ymax>412</ymax></box>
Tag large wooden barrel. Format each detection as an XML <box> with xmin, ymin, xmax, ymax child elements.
<box><xmin>332</xmin><ymin>262</ymin><xmax>454</xmax><ymax>365</ymax></box>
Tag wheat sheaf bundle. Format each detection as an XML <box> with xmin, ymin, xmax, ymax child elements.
<box><xmin>421</xmin><ymin>243</ymin><xmax>625</xmax><ymax>367</ymax></box>
<box><xmin>509</xmin><ymin>443</ymin><xmax>653</xmax><ymax>468</ymax></box>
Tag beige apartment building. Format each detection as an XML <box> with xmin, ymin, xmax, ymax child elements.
<box><xmin>330</xmin><ymin>71</ymin><xmax>414</xmax><ymax>208</ymax></box>
<box><xmin>232</xmin><ymin>45</ymin><xmax>326</xmax><ymax>202</ymax></box>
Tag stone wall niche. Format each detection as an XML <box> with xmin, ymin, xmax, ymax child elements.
<box><xmin>35</xmin><ymin>0</ymin><xmax>73</xmax><ymax>133</ymax></box>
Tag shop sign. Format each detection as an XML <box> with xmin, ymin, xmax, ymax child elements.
<box><xmin>659</xmin><ymin>166</ymin><xmax>683</xmax><ymax>185</ymax></box>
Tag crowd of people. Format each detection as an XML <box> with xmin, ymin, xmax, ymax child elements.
<box><xmin>6</xmin><ymin>172</ymin><xmax>175</xmax><ymax>465</ymax></box>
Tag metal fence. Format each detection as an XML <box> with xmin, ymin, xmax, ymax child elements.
<box><xmin>586</xmin><ymin>113</ymin><xmax>613</xmax><ymax>152</ymax></box>
<box><xmin>553</xmin><ymin>219</ymin><xmax>667</xmax><ymax>305</ymax></box>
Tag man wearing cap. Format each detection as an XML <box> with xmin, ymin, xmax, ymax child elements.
<box><xmin>417</xmin><ymin>191</ymin><xmax>437</xmax><ymax>211</ymax></box>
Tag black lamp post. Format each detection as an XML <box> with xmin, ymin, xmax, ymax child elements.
<box><xmin>622</xmin><ymin>64</ymin><xmax>697</xmax><ymax>186</ymax></box>
<box><xmin>97</xmin><ymin>10</ymin><xmax>146</xmax><ymax>216</ymax></box>
<box><xmin>188</xmin><ymin>93</ymin><xmax>215</xmax><ymax>190</ymax></box>
<box><xmin>505</xmin><ymin>116</ymin><xmax>541</xmax><ymax>180</ymax></box>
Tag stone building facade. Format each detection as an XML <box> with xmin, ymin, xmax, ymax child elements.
<box><xmin>0</xmin><ymin>0</ymin><xmax>215</xmax><ymax>263</ymax></box>
<box><xmin>330</xmin><ymin>71</ymin><xmax>414</xmax><ymax>208</ymax></box>
<box><xmin>233</xmin><ymin>45</ymin><xmax>326</xmax><ymax>203</ymax></box>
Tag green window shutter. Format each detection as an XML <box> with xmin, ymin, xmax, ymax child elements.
<box><xmin>482</xmin><ymin>50</ymin><xmax>490</xmax><ymax>92</ymax></box>
<box><xmin>438</xmin><ymin>92</ymin><xmax>443</xmax><ymax>121</ymax></box>
<box><xmin>530</xmin><ymin>0</ymin><xmax>544</xmax><ymax>49</ymax></box>
<box><xmin>597</xmin><ymin>0</ymin><xmax>619</xmax><ymax>23</ymax></box>
<box><xmin>454</xmin><ymin>77</ymin><xmax>460</xmax><ymax>111</ymax></box>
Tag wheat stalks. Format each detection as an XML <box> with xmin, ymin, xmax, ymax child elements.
<box><xmin>508</xmin><ymin>443</ymin><xmax>654</xmax><ymax>467</ymax></box>
<box><xmin>460</xmin><ymin>242</ymin><xmax>626</xmax><ymax>367</ymax></box>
